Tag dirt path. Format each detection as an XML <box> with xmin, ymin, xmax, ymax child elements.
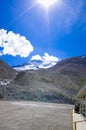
<box><xmin>0</xmin><ymin>101</ymin><xmax>73</xmax><ymax>130</ymax></box>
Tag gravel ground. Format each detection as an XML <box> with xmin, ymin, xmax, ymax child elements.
<box><xmin>0</xmin><ymin>101</ymin><xmax>73</xmax><ymax>130</ymax></box>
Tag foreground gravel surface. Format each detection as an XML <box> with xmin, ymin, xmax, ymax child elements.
<box><xmin>0</xmin><ymin>101</ymin><xmax>73</xmax><ymax>130</ymax></box>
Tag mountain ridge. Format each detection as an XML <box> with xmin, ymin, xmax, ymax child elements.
<box><xmin>0</xmin><ymin>56</ymin><xmax>86</xmax><ymax>103</ymax></box>
<box><xmin>13</xmin><ymin>58</ymin><xmax>59</xmax><ymax>71</ymax></box>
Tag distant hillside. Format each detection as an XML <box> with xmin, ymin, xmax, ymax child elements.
<box><xmin>0</xmin><ymin>60</ymin><xmax>17</xmax><ymax>98</ymax></box>
<box><xmin>0</xmin><ymin>56</ymin><xmax>86</xmax><ymax>104</ymax></box>
<box><xmin>0</xmin><ymin>60</ymin><xmax>16</xmax><ymax>79</ymax></box>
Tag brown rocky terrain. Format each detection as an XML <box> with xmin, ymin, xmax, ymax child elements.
<box><xmin>0</xmin><ymin>56</ymin><xmax>86</xmax><ymax>103</ymax></box>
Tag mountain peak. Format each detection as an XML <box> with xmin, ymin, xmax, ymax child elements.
<box><xmin>13</xmin><ymin>58</ymin><xmax>59</xmax><ymax>71</ymax></box>
<box><xmin>13</xmin><ymin>55</ymin><xmax>86</xmax><ymax>71</ymax></box>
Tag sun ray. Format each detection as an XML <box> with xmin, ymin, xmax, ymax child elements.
<box><xmin>9</xmin><ymin>1</ymin><xmax>39</xmax><ymax>25</ymax></box>
<box><xmin>9</xmin><ymin>0</ymin><xmax>59</xmax><ymax>25</ymax></box>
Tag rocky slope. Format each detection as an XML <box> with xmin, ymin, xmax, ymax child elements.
<box><xmin>0</xmin><ymin>60</ymin><xmax>17</xmax><ymax>98</ymax></box>
<box><xmin>0</xmin><ymin>60</ymin><xmax>16</xmax><ymax>79</ymax></box>
<box><xmin>0</xmin><ymin>56</ymin><xmax>86</xmax><ymax>103</ymax></box>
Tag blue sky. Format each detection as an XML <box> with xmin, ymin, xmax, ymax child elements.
<box><xmin>0</xmin><ymin>0</ymin><xmax>86</xmax><ymax>66</ymax></box>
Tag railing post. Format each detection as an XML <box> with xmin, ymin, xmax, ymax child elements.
<box><xmin>73</xmin><ymin>122</ymin><xmax>76</xmax><ymax>130</ymax></box>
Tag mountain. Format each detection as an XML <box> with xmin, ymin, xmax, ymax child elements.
<box><xmin>0</xmin><ymin>60</ymin><xmax>17</xmax><ymax>98</ymax></box>
<box><xmin>0</xmin><ymin>56</ymin><xmax>86</xmax><ymax>103</ymax></box>
<box><xmin>13</xmin><ymin>58</ymin><xmax>58</xmax><ymax>71</ymax></box>
<box><xmin>0</xmin><ymin>60</ymin><xmax>17</xmax><ymax>80</ymax></box>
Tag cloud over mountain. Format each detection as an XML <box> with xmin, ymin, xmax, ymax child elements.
<box><xmin>14</xmin><ymin>53</ymin><xmax>60</xmax><ymax>71</ymax></box>
<box><xmin>31</xmin><ymin>54</ymin><xmax>42</xmax><ymax>61</ymax></box>
<box><xmin>31</xmin><ymin>53</ymin><xmax>60</xmax><ymax>67</ymax></box>
<box><xmin>0</xmin><ymin>29</ymin><xmax>33</xmax><ymax>57</ymax></box>
<box><xmin>31</xmin><ymin>53</ymin><xmax>59</xmax><ymax>62</ymax></box>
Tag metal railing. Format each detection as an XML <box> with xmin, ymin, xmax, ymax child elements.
<box><xmin>73</xmin><ymin>120</ymin><xmax>86</xmax><ymax>130</ymax></box>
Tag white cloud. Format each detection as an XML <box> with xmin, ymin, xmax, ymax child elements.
<box><xmin>31</xmin><ymin>54</ymin><xmax>42</xmax><ymax>61</ymax></box>
<box><xmin>0</xmin><ymin>53</ymin><xmax>2</xmax><ymax>56</ymax></box>
<box><xmin>43</xmin><ymin>53</ymin><xmax>59</xmax><ymax>62</ymax></box>
<box><xmin>31</xmin><ymin>53</ymin><xmax>59</xmax><ymax>62</ymax></box>
<box><xmin>14</xmin><ymin>53</ymin><xmax>60</xmax><ymax>71</ymax></box>
<box><xmin>0</xmin><ymin>29</ymin><xmax>33</xmax><ymax>57</ymax></box>
<box><xmin>31</xmin><ymin>53</ymin><xmax>60</xmax><ymax>68</ymax></box>
<box><xmin>64</xmin><ymin>0</ymin><xmax>84</xmax><ymax>32</ymax></box>
<box><xmin>55</xmin><ymin>0</ymin><xmax>84</xmax><ymax>33</ymax></box>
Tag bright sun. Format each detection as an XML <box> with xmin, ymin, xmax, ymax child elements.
<box><xmin>38</xmin><ymin>0</ymin><xmax>58</xmax><ymax>9</ymax></box>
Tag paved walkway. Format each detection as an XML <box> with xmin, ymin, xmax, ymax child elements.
<box><xmin>73</xmin><ymin>110</ymin><xmax>86</xmax><ymax>130</ymax></box>
<box><xmin>0</xmin><ymin>101</ymin><xmax>73</xmax><ymax>130</ymax></box>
